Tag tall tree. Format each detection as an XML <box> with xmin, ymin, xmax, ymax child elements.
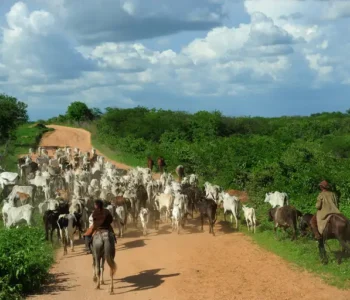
<box><xmin>66</xmin><ymin>101</ymin><xmax>93</xmax><ymax>122</ymax></box>
<box><xmin>0</xmin><ymin>94</ymin><xmax>28</xmax><ymax>143</ymax></box>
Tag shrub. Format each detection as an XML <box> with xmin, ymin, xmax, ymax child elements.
<box><xmin>0</xmin><ymin>227</ymin><xmax>54</xmax><ymax>299</ymax></box>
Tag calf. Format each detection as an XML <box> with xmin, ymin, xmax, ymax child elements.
<box><xmin>242</xmin><ymin>205</ymin><xmax>256</xmax><ymax>233</ymax></box>
<box><xmin>139</xmin><ymin>208</ymin><xmax>149</xmax><ymax>236</ymax></box>
<box><xmin>268</xmin><ymin>205</ymin><xmax>298</xmax><ymax>241</ymax></box>
<box><xmin>196</xmin><ymin>199</ymin><xmax>217</xmax><ymax>236</ymax></box>
<box><xmin>57</xmin><ymin>214</ymin><xmax>79</xmax><ymax>255</ymax></box>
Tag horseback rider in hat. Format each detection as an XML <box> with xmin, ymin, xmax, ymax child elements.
<box><xmin>310</xmin><ymin>180</ymin><xmax>340</xmax><ymax>240</ymax></box>
<box><xmin>83</xmin><ymin>199</ymin><xmax>116</xmax><ymax>254</ymax></box>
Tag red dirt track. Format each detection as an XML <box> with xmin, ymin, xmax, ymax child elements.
<box><xmin>29</xmin><ymin>125</ymin><xmax>350</xmax><ymax>300</ymax></box>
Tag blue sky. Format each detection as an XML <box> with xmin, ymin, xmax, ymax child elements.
<box><xmin>0</xmin><ymin>0</ymin><xmax>350</xmax><ymax>120</ymax></box>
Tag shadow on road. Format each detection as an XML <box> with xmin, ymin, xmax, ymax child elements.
<box><xmin>116</xmin><ymin>268</ymin><xmax>180</xmax><ymax>294</ymax></box>
<box><xmin>156</xmin><ymin>225</ymin><xmax>172</xmax><ymax>235</ymax></box>
<box><xmin>29</xmin><ymin>272</ymin><xmax>78</xmax><ymax>296</ymax></box>
<box><xmin>117</xmin><ymin>239</ymin><xmax>149</xmax><ymax>251</ymax></box>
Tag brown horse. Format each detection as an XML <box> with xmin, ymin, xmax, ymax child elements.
<box><xmin>147</xmin><ymin>157</ymin><xmax>154</xmax><ymax>171</ymax></box>
<box><xmin>157</xmin><ymin>157</ymin><xmax>165</xmax><ymax>173</ymax></box>
<box><xmin>318</xmin><ymin>214</ymin><xmax>350</xmax><ymax>264</ymax></box>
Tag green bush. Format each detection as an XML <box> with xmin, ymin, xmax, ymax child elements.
<box><xmin>0</xmin><ymin>227</ymin><xmax>54</xmax><ymax>300</ymax></box>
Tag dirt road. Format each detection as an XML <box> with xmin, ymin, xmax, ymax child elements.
<box><xmin>30</xmin><ymin>125</ymin><xmax>350</xmax><ymax>300</ymax></box>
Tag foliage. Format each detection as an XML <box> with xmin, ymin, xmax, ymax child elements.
<box><xmin>66</xmin><ymin>101</ymin><xmax>93</xmax><ymax>122</ymax></box>
<box><xmin>86</xmin><ymin>106</ymin><xmax>350</xmax><ymax>216</ymax></box>
<box><xmin>0</xmin><ymin>94</ymin><xmax>28</xmax><ymax>143</ymax></box>
<box><xmin>0</xmin><ymin>227</ymin><xmax>54</xmax><ymax>300</ymax></box>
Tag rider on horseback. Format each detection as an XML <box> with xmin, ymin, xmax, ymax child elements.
<box><xmin>310</xmin><ymin>180</ymin><xmax>340</xmax><ymax>240</ymax></box>
<box><xmin>84</xmin><ymin>199</ymin><xmax>116</xmax><ymax>254</ymax></box>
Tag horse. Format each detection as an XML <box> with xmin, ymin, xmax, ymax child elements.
<box><xmin>92</xmin><ymin>230</ymin><xmax>117</xmax><ymax>294</ymax></box>
<box><xmin>318</xmin><ymin>214</ymin><xmax>350</xmax><ymax>265</ymax></box>
<box><xmin>147</xmin><ymin>157</ymin><xmax>154</xmax><ymax>171</ymax></box>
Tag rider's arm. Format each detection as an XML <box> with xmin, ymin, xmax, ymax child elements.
<box><xmin>316</xmin><ymin>194</ymin><xmax>323</xmax><ymax>210</ymax></box>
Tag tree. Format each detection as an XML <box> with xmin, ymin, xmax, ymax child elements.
<box><xmin>66</xmin><ymin>101</ymin><xmax>93</xmax><ymax>122</ymax></box>
<box><xmin>91</xmin><ymin>107</ymin><xmax>103</xmax><ymax>119</ymax></box>
<box><xmin>0</xmin><ymin>94</ymin><xmax>28</xmax><ymax>143</ymax></box>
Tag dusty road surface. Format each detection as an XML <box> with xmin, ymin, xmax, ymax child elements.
<box><xmin>39</xmin><ymin>125</ymin><xmax>131</xmax><ymax>170</ymax></box>
<box><xmin>30</xmin><ymin>125</ymin><xmax>350</xmax><ymax>300</ymax></box>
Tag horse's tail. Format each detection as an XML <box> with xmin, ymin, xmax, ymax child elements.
<box><xmin>104</xmin><ymin>235</ymin><xmax>117</xmax><ymax>276</ymax></box>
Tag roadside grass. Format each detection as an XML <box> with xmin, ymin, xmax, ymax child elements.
<box><xmin>0</xmin><ymin>123</ymin><xmax>55</xmax><ymax>299</ymax></box>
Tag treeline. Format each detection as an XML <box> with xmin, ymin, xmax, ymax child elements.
<box><xmin>47</xmin><ymin>103</ymin><xmax>350</xmax><ymax>216</ymax></box>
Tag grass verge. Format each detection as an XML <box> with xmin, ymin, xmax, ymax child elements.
<box><xmin>0</xmin><ymin>123</ymin><xmax>55</xmax><ymax>299</ymax></box>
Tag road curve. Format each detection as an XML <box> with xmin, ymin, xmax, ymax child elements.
<box><xmin>29</xmin><ymin>125</ymin><xmax>350</xmax><ymax>300</ymax></box>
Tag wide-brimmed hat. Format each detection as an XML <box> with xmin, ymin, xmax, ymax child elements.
<box><xmin>319</xmin><ymin>180</ymin><xmax>330</xmax><ymax>190</ymax></box>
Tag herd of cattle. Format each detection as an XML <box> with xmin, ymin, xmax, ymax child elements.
<box><xmin>0</xmin><ymin>145</ymin><xmax>304</xmax><ymax>255</ymax></box>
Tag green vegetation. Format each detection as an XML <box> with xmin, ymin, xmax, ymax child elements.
<box><xmin>0</xmin><ymin>227</ymin><xmax>54</xmax><ymax>300</ymax></box>
<box><xmin>0</xmin><ymin>94</ymin><xmax>54</xmax><ymax>299</ymax></box>
<box><xmin>0</xmin><ymin>123</ymin><xmax>53</xmax><ymax>172</ymax></box>
<box><xmin>48</xmin><ymin>105</ymin><xmax>350</xmax><ymax>287</ymax></box>
<box><xmin>0</xmin><ymin>94</ymin><xmax>28</xmax><ymax>144</ymax></box>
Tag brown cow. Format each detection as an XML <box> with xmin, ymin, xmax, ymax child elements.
<box><xmin>147</xmin><ymin>157</ymin><xmax>154</xmax><ymax>171</ymax></box>
<box><xmin>268</xmin><ymin>205</ymin><xmax>298</xmax><ymax>241</ymax></box>
<box><xmin>56</xmin><ymin>189</ymin><xmax>70</xmax><ymax>201</ymax></box>
<box><xmin>15</xmin><ymin>192</ymin><xmax>31</xmax><ymax>206</ymax></box>
<box><xmin>157</xmin><ymin>157</ymin><xmax>166</xmax><ymax>173</ymax></box>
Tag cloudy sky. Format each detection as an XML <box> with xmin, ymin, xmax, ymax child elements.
<box><xmin>0</xmin><ymin>0</ymin><xmax>350</xmax><ymax>120</ymax></box>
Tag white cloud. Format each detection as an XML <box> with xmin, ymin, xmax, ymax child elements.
<box><xmin>0</xmin><ymin>0</ymin><xmax>350</xmax><ymax>119</ymax></box>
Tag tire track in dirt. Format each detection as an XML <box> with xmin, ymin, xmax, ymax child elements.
<box><xmin>29</xmin><ymin>125</ymin><xmax>350</xmax><ymax>300</ymax></box>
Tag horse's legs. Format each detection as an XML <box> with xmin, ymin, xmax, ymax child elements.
<box><xmin>318</xmin><ymin>239</ymin><xmax>328</xmax><ymax>265</ymax></box>
<box><xmin>100</xmin><ymin>257</ymin><xmax>105</xmax><ymax>285</ymax></box>
<box><xmin>95</xmin><ymin>256</ymin><xmax>101</xmax><ymax>289</ymax></box>
<box><xmin>337</xmin><ymin>239</ymin><xmax>349</xmax><ymax>264</ymax></box>
<box><xmin>92</xmin><ymin>256</ymin><xmax>97</xmax><ymax>282</ymax></box>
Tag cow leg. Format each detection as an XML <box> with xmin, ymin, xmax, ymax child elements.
<box><xmin>223</xmin><ymin>210</ymin><xmax>227</xmax><ymax>222</ymax></box>
<box><xmin>274</xmin><ymin>224</ymin><xmax>278</xmax><ymax>240</ymax></box>
<box><xmin>70</xmin><ymin>234</ymin><xmax>75</xmax><ymax>252</ymax></box>
<box><xmin>200</xmin><ymin>215</ymin><xmax>204</xmax><ymax>231</ymax></box>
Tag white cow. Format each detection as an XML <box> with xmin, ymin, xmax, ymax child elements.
<box><xmin>5</xmin><ymin>204</ymin><xmax>35</xmax><ymax>228</ymax></box>
<box><xmin>38</xmin><ymin>199</ymin><xmax>59</xmax><ymax>214</ymax></box>
<box><xmin>242</xmin><ymin>205</ymin><xmax>256</xmax><ymax>233</ymax></box>
<box><xmin>139</xmin><ymin>208</ymin><xmax>149</xmax><ymax>236</ymax></box>
<box><xmin>0</xmin><ymin>172</ymin><xmax>19</xmax><ymax>189</ymax></box>
<box><xmin>219</xmin><ymin>191</ymin><xmax>240</xmax><ymax>229</ymax></box>
<box><xmin>264</xmin><ymin>191</ymin><xmax>289</xmax><ymax>208</ymax></box>
<box><xmin>155</xmin><ymin>193</ymin><xmax>173</xmax><ymax>223</ymax></box>
<box><xmin>115</xmin><ymin>206</ymin><xmax>126</xmax><ymax>237</ymax></box>
<box><xmin>172</xmin><ymin>205</ymin><xmax>182</xmax><ymax>234</ymax></box>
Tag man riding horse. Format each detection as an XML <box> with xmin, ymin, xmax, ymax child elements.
<box><xmin>84</xmin><ymin>200</ymin><xmax>116</xmax><ymax>254</ymax></box>
<box><xmin>310</xmin><ymin>180</ymin><xmax>340</xmax><ymax>240</ymax></box>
